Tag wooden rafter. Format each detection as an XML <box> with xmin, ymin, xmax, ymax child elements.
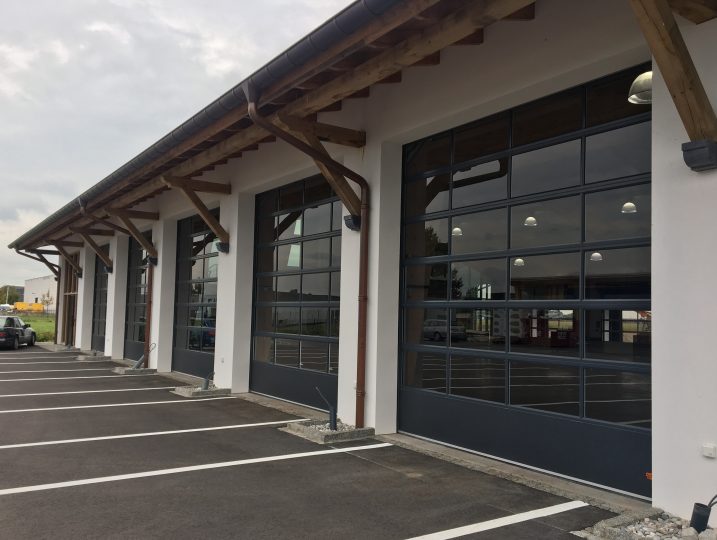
<box><xmin>29</xmin><ymin>249</ymin><xmax>60</xmax><ymax>256</ymax></box>
<box><xmin>277</xmin><ymin>114</ymin><xmax>366</xmax><ymax>148</ymax></box>
<box><xmin>113</xmin><ymin>209</ymin><xmax>159</xmax><ymax>220</ymax></box>
<box><xmin>84</xmin><ymin>214</ymin><xmax>130</xmax><ymax>236</ymax></box>
<box><xmin>15</xmin><ymin>250</ymin><xmax>59</xmax><ymax>278</ymax></box>
<box><xmin>668</xmin><ymin>0</ymin><xmax>717</xmax><ymax>23</ymax></box>
<box><xmin>54</xmin><ymin>245</ymin><xmax>83</xmax><ymax>277</ymax></box>
<box><xmin>68</xmin><ymin>227</ymin><xmax>115</xmax><ymax>237</ymax></box>
<box><xmin>107</xmin><ymin>209</ymin><xmax>158</xmax><ymax>260</ymax></box>
<box><xmin>50</xmin><ymin>240</ymin><xmax>83</xmax><ymax>248</ymax></box>
<box><xmin>161</xmin><ymin>176</ymin><xmax>229</xmax><ymax>246</ymax></box>
<box><xmin>78</xmin><ymin>232</ymin><xmax>113</xmax><ymax>271</ymax></box>
<box><xmin>630</xmin><ymin>0</ymin><xmax>717</xmax><ymax>141</ymax></box>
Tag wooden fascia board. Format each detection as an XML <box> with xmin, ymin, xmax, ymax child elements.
<box><xmin>630</xmin><ymin>0</ymin><xmax>717</xmax><ymax>141</ymax></box>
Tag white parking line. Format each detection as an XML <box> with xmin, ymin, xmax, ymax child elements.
<box><xmin>0</xmin><ymin>442</ymin><xmax>393</xmax><ymax>495</ymax></box>
<box><xmin>0</xmin><ymin>360</ymin><xmax>111</xmax><ymax>365</ymax></box>
<box><xmin>0</xmin><ymin>375</ymin><xmax>144</xmax><ymax>383</ymax></box>
<box><xmin>0</xmin><ymin>397</ymin><xmax>235</xmax><ymax>414</ymax></box>
<box><xmin>0</xmin><ymin>369</ymin><xmax>111</xmax><ymax>375</ymax></box>
<box><xmin>0</xmin><ymin>418</ymin><xmax>308</xmax><ymax>450</ymax></box>
<box><xmin>0</xmin><ymin>387</ymin><xmax>177</xmax><ymax>398</ymax></box>
<box><xmin>405</xmin><ymin>500</ymin><xmax>589</xmax><ymax>540</ymax></box>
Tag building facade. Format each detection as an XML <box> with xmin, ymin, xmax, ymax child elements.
<box><xmin>10</xmin><ymin>0</ymin><xmax>717</xmax><ymax>523</ymax></box>
<box><xmin>24</xmin><ymin>275</ymin><xmax>57</xmax><ymax>312</ymax></box>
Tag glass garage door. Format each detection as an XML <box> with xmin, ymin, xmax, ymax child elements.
<box><xmin>91</xmin><ymin>246</ymin><xmax>109</xmax><ymax>352</ymax></box>
<box><xmin>399</xmin><ymin>65</ymin><xmax>652</xmax><ymax>497</ymax></box>
<box><xmin>124</xmin><ymin>234</ymin><xmax>151</xmax><ymax>361</ymax></box>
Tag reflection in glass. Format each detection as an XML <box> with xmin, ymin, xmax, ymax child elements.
<box><xmin>275</xmin><ymin>307</ymin><xmax>300</xmax><ymax>334</ymax></box>
<box><xmin>329</xmin><ymin>308</ymin><xmax>340</xmax><ymax>338</ymax></box>
<box><xmin>586</xmin><ymin>310</ymin><xmax>651</xmax><ymax>362</ymax></box>
<box><xmin>510</xmin><ymin>309</ymin><xmax>579</xmax><ymax>357</ymax></box>
<box><xmin>510</xmin><ymin>253</ymin><xmax>580</xmax><ymax>299</ymax></box>
<box><xmin>332</xmin><ymin>201</ymin><xmax>343</xmax><ymax>230</ymax></box>
<box><xmin>329</xmin><ymin>344</ymin><xmax>339</xmax><ymax>373</ymax></box>
<box><xmin>188</xmin><ymin>328</ymin><xmax>202</xmax><ymax>351</ymax></box>
<box><xmin>301</xmin><ymin>273</ymin><xmax>329</xmax><ymax>301</ymax></box>
<box><xmin>304</xmin><ymin>175</ymin><xmax>332</xmax><ymax>204</ymax></box>
<box><xmin>452</xmin><ymin>160</ymin><xmax>507</xmax><ymax>208</ymax></box>
<box><xmin>303</xmin><ymin>203</ymin><xmax>331</xmax><ymax>236</ymax></box>
<box><xmin>405</xmin><ymin>307</ymin><xmax>448</xmax><ymax>346</ymax></box>
<box><xmin>585</xmin><ymin>184</ymin><xmax>651</xmax><ymax>242</ymax></box>
<box><xmin>256</xmin><ymin>247</ymin><xmax>275</xmax><ymax>273</ymax></box>
<box><xmin>451</xmin><ymin>309</ymin><xmax>506</xmax><ymax>351</ymax></box>
<box><xmin>301</xmin><ymin>308</ymin><xmax>329</xmax><ymax>336</ymax></box>
<box><xmin>330</xmin><ymin>273</ymin><xmax>341</xmax><ymax>302</ymax></box>
<box><xmin>406</xmin><ymin>264</ymin><xmax>448</xmax><ymax>301</ymax></box>
<box><xmin>587</xmin><ymin>67</ymin><xmax>651</xmax><ymax>126</ymax></box>
<box><xmin>275</xmin><ymin>339</ymin><xmax>300</xmax><ymax>367</ymax></box>
<box><xmin>331</xmin><ymin>236</ymin><xmax>341</xmax><ymax>268</ymax></box>
<box><xmin>585</xmin><ymin>369</ymin><xmax>651</xmax><ymax>428</ymax></box>
<box><xmin>453</xmin><ymin>112</ymin><xmax>510</xmax><ymax>164</ymax></box>
<box><xmin>404</xmin><ymin>133</ymin><xmax>451</xmax><ymax>177</ymax></box>
<box><xmin>512</xmin><ymin>88</ymin><xmax>583</xmax><ymax>146</ymax></box>
<box><xmin>510</xmin><ymin>362</ymin><xmax>580</xmax><ymax>416</ymax></box>
<box><xmin>277</xmin><ymin>212</ymin><xmax>302</xmax><ymax>240</ymax></box>
<box><xmin>404</xmin><ymin>219</ymin><xmax>449</xmax><ymax>258</ymax></box>
<box><xmin>303</xmin><ymin>238</ymin><xmax>331</xmax><ymax>269</ymax></box>
<box><xmin>276</xmin><ymin>275</ymin><xmax>300</xmax><ymax>302</ymax></box>
<box><xmin>404</xmin><ymin>175</ymin><xmax>449</xmax><ymax>217</ymax></box>
<box><xmin>585</xmin><ymin>122</ymin><xmax>651</xmax><ymax>183</ymax></box>
<box><xmin>510</xmin><ymin>196</ymin><xmax>581</xmax><ymax>249</ymax></box>
<box><xmin>451</xmin><ymin>209</ymin><xmax>507</xmax><ymax>255</ymax></box>
<box><xmin>451</xmin><ymin>259</ymin><xmax>506</xmax><ymax>300</ymax></box>
<box><xmin>511</xmin><ymin>140</ymin><xmax>581</xmax><ymax>197</ymax></box>
<box><xmin>300</xmin><ymin>341</ymin><xmax>328</xmax><ymax>372</ymax></box>
<box><xmin>277</xmin><ymin>244</ymin><xmax>301</xmax><ymax>271</ymax></box>
<box><xmin>585</xmin><ymin>247</ymin><xmax>650</xmax><ymax>299</ymax></box>
<box><xmin>450</xmin><ymin>356</ymin><xmax>505</xmax><ymax>403</ymax></box>
<box><xmin>255</xmin><ymin>307</ymin><xmax>274</xmax><ymax>333</ymax></box>
<box><xmin>404</xmin><ymin>350</ymin><xmax>446</xmax><ymax>392</ymax></box>
<box><xmin>279</xmin><ymin>183</ymin><xmax>303</xmax><ymax>210</ymax></box>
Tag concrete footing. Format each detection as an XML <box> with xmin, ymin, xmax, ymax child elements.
<box><xmin>171</xmin><ymin>386</ymin><xmax>231</xmax><ymax>398</ymax></box>
<box><xmin>282</xmin><ymin>420</ymin><xmax>375</xmax><ymax>445</ymax></box>
<box><xmin>112</xmin><ymin>367</ymin><xmax>157</xmax><ymax>375</ymax></box>
<box><xmin>77</xmin><ymin>355</ymin><xmax>111</xmax><ymax>361</ymax></box>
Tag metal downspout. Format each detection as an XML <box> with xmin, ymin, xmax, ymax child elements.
<box><xmin>243</xmin><ymin>90</ymin><xmax>370</xmax><ymax>428</ymax></box>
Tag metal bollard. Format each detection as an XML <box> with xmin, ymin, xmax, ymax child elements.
<box><xmin>315</xmin><ymin>386</ymin><xmax>337</xmax><ymax>431</ymax></box>
<box><xmin>132</xmin><ymin>343</ymin><xmax>156</xmax><ymax>369</ymax></box>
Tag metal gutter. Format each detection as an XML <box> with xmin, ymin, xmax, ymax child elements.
<box><xmin>9</xmin><ymin>0</ymin><xmax>401</xmax><ymax>249</ymax></box>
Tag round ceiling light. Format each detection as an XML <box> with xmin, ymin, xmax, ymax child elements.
<box><xmin>451</xmin><ymin>226</ymin><xmax>463</xmax><ymax>236</ymax></box>
<box><xmin>590</xmin><ymin>252</ymin><xmax>604</xmax><ymax>262</ymax></box>
<box><xmin>628</xmin><ymin>71</ymin><xmax>652</xmax><ymax>104</ymax></box>
<box><xmin>621</xmin><ymin>201</ymin><xmax>637</xmax><ymax>214</ymax></box>
<box><xmin>523</xmin><ymin>216</ymin><xmax>537</xmax><ymax>227</ymax></box>
<box><xmin>513</xmin><ymin>258</ymin><xmax>525</xmax><ymax>267</ymax></box>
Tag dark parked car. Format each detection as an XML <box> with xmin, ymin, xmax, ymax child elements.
<box><xmin>0</xmin><ymin>316</ymin><xmax>36</xmax><ymax>349</ymax></box>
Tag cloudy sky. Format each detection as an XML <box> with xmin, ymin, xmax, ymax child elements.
<box><xmin>0</xmin><ymin>0</ymin><xmax>353</xmax><ymax>286</ymax></box>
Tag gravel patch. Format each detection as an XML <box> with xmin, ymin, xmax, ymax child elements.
<box><xmin>590</xmin><ymin>512</ymin><xmax>715</xmax><ymax>539</ymax></box>
<box><xmin>305</xmin><ymin>421</ymin><xmax>355</xmax><ymax>433</ymax></box>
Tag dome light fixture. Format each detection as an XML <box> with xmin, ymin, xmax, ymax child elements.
<box><xmin>628</xmin><ymin>71</ymin><xmax>652</xmax><ymax>104</ymax></box>
<box><xmin>513</xmin><ymin>258</ymin><xmax>525</xmax><ymax>267</ymax></box>
<box><xmin>590</xmin><ymin>252</ymin><xmax>604</xmax><ymax>262</ymax></box>
<box><xmin>523</xmin><ymin>216</ymin><xmax>537</xmax><ymax>227</ymax></box>
<box><xmin>621</xmin><ymin>201</ymin><xmax>637</xmax><ymax>214</ymax></box>
<box><xmin>451</xmin><ymin>226</ymin><xmax>463</xmax><ymax>236</ymax></box>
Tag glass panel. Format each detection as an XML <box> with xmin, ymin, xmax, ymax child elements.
<box><xmin>332</xmin><ymin>201</ymin><xmax>343</xmax><ymax>230</ymax></box>
<box><xmin>405</xmin><ymin>174</ymin><xmax>450</xmax><ymax>217</ymax></box>
<box><xmin>404</xmin><ymin>218</ymin><xmax>449</xmax><ymax>258</ymax></box>
<box><xmin>510</xmin><ymin>309</ymin><xmax>579</xmax><ymax>357</ymax></box>
<box><xmin>510</xmin><ymin>196</ymin><xmax>581</xmax><ymax>249</ymax></box>
<box><xmin>204</xmin><ymin>282</ymin><xmax>218</xmax><ymax>304</ymax></box>
<box><xmin>451</xmin><ymin>309</ymin><xmax>506</xmax><ymax>351</ymax></box>
<box><xmin>301</xmin><ymin>341</ymin><xmax>328</xmax><ymax>372</ymax></box>
<box><xmin>450</xmin><ymin>356</ymin><xmax>505</xmax><ymax>403</ymax></box>
<box><xmin>404</xmin><ymin>350</ymin><xmax>447</xmax><ymax>393</ymax></box>
<box><xmin>452</xmin><ymin>160</ymin><xmax>508</xmax><ymax>207</ymax></box>
<box><xmin>189</xmin><ymin>283</ymin><xmax>203</xmax><ymax>304</ymax></box>
<box><xmin>585</xmin><ymin>184</ymin><xmax>651</xmax><ymax>242</ymax></box>
<box><xmin>510</xmin><ymin>253</ymin><xmax>580</xmax><ymax>300</ymax></box>
<box><xmin>405</xmin><ymin>133</ymin><xmax>451</xmax><ymax>177</ymax></box>
<box><xmin>329</xmin><ymin>343</ymin><xmax>339</xmax><ymax>374</ymax></box>
<box><xmin>256</xmin><ymin>276</ymin><xmax>274</xmax><ymax>303</ymax></box>
<box><xmin>188</xmin><ymin>328</ymin><xmax>202</xmax><ymax>351</ymax></box>
<box><xmin>586</xmin><ymin>310</ymin><xmax>651</xmax><ymax>362</ymax></box>
<box><xmin>585</xmin><ymin>122</ymin><xmax>651</xmax><ymax>183</ymax></box>
<box><xmin>304</xmin><ymin>175</ymin><xmax>332</xmax><ymax>204</ymax></box>
<box><xmin>277</xmin><ymin>212</ymin><xmax>302</xmax><ymax>240</ymax></box>
<box><xmin>330</xmin><ymin>273</ymin><xmax>341</xmax><ymax>302</ymax></box>
<box><xmin>301</xmin><ymin>308</ymin><xmax>329</xmax><ymax>336</ymax></box>
<box><xmin>406</xmin><ymin>263</ymin><xmax>448</xmax><ymax>301</ymax></box>
<box><xmin>587</xmin><ymin>67</ymin><xmax>651</xmax><ymax>127</ymax></box>
<box><xmin>191</xmin><ymin>259</ymin><xmax>204</xmax><ymax>280</ymax></box>
<box><xmin>279</xmin><ymin>182</ymin><xmax>303</xmax><ymax>210</ymax></box>
<box><xmin>303</xmin><ymin>238</ymin><xmax>331</xmax><ymax>269</ymax></box>
<box><xmin>585</xmin><ymin>369</ymin><xmax>651</xmax><ymax>428</ymax></box>
<box><xmin>405</xmin><ymin>307</ymin><xmax>448</xmax><ymax>346</ymax></box>
<box><xmin>254</xmin><ymin>336</ymin><xmax>274</xmax><ymax>363</ymax></box>
<box><xmin>275</xmin><ymin>307</ymin><xmax>300</xmax><ymax>334</ymax></box>
<box><xmin>331</xmin><ymin>236</ymin><xmax>341</xmax><ymax>268</ymax></box>
<box><xmin>188</xmin><ymin>307</ymin><xmax>202</xmax><ymax>327</ymax></box>
<box><xmin>585</xmin><ymin>247</ymin><xmax>650</xmax><ymax>299</ymax></box>
<box><xmin>453</xmin><ymin>112</ymin><xmax>510</xmax><ymax>164</ymax></box>
<box><xmin>511</xmin><ymin>140</ymin><xmax>581</xmax><ymax>197</ymax></box>
<box><xmin>255</xmin><ymin>307</ymin><xmax>274</xmax><ymax>333</ymax></box>
<box><xmin>273</xmin><ymin>275</ymin><xmax>299</xmax><ymax>303</ymax></box>
<box><xmin>451</xmin><ymin>208</ymin><xmax>507</xmax><ymax>255</ymax></box>
<box><xmin>257</xmin><ymin>217</ymin><xmax>276</xmax><ymax>243</ymax></box>
<box><xmin>512</xmin><ymin>88</ymin><xmax>583</xmax><ymax>147</ymax></box>
<box><xmin>274</xmin><ymin>339</ymin><xmax>300</xmax><ymax>367</ymax></box>
<box><xmin>201</xmin><ymin>328</ymin><xmax>216</xmax><ymax>352</ymax></box>
<box><xmin>329</xmin><ymin>308</ymin><xmax>340</xmax><ymax>338</ymax></box>
<box><xmin>302</xmin><ymin>273</ymin><xmax>329</xmax><ymax>301</ymax></box>
<box><xmin>303</xmin><ymin>203</ymin><xmax>332</xmax><ymax>236</ymax></box>
<box><xmin>451</xmin><ymin>259</ymin><xmax>507</xmax><ymax>300</ymax></box>
<box><xmin>277</xmin><ymin>243</ymin><xmax>301</xmax><ymax>271</ymax></box>
<box><xmin>256</xmin><ymin>247</ymin><xmax>275</xmax><ymax>273</ymax></box>
<box><xmin>510</xmin><ymin>362</ymin><xmax>580</xmax><ymax>416</ymax></box>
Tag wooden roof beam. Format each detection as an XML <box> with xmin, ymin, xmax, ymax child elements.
<box><xmin>277</xmin><ymin>114</ymin><xmax>366</xmax><ymax>148</ymax></box>
<box><xmin>77</xmin><ymin>232</ymin><xmax>113</xmax><ymax>272</ymax></box>
<box><xmin>50</xmin><ymin>239</ymin><xmax>83</xmax><ymax>248</ymax></box>
<box><xmin>630</xmin><ymin>0</ymin><xmax>717</xmax><ymax>143</ymax></box>
<box><xmin>668</xmin><ymin>0</ymin><xmax>717</xmax><ymax>23</ymax></box>
<box><xmin>107</xmin><ymin>209</ymin><xmax>158</xmax><ymax>261</ymax></box>
<box><xmin>110</xmin><ymin>209</ymin><xmax>159</xmax><ymax>221</ymax></box>
<box><xmin>53</xmin><ymin>244</ymin><xmax>83</xmax><ymax>277</ymax></box>
<box><xmin>68</xmin><ymin>227</ymin><xmax>114</xmax><ymax>237</ymax></box>
<box><xmin>15</xmin><ymin>250</ymin><xmax>59</xmax><ymax>278</ymax></box>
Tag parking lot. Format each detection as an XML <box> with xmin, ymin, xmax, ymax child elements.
<box><xmin>0</xmin><ymin>347</ymin><xmax>615</xmax><ymax>539</ymax></box>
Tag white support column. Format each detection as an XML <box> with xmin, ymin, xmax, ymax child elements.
<box><xmin>149</xmin><ymin>218</ymin><xmax>177</xmax><ymax>373</ymax></box>
<box><xmin>105</xmin><ymin>235</ymin><xmax>128</xmax><ymax>359</ymax></box>
<box><xmin>214</xmin><ymin>192</ymin><xmax>255</xmax><ymax>392</ymax></box>
<box><xmin>74</xmin><ymin>247</ymin><xmax>95</xmax><ymax>352</ymax></box>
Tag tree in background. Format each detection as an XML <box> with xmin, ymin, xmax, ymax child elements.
<box><xmin>40</xmin><ymin>290</ymin><xmax>54</xmax><ymax>312</ymax></box>
<box><xmin>0</xmin><ymin>286</ymin><xmax>20</xmax><ymax>305</ymax></box>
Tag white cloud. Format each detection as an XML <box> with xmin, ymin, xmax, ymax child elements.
<box><xmin>85</xmin><ymin>21</ymin><xmax>133</xmax><ymax>45</ymax></box>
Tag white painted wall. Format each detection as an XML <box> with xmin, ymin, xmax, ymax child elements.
<box><xmin>23</xmin><ymin>275</ymin><xmax>56</xmax><ymax>310</ymax></box>
<box><xmin>651</xmin><ymin>15</ymin><xmax>717</xmax><ymax>525</ymax></box>
<box><xmin>74</xmin><ymin>247</ymin><xmax>95</xmax><ymax>352</ymax></box>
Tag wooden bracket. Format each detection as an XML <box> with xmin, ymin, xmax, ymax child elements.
<box><xmin>29</xmin><ymin>249</ymin><xmax>60</xmax><ymax>256</ymax></box>
<box><xmin>15</xmin><ymin>250</ymin><xmax>59</xmax><ymax>278</ymax></box>
<box><xmin>630</xmin><ymin>0</ymin><xmax>717</xmax><ymax>142</ymax></box>
<box><xmin>77</xmin><ymin>232</ymin><xmax>113</xmax><ymax>272</ymax></box>
<box><xmin>273</xmin><ymin>116</ymin><xmax>361</xmax><ymax>217</ymax></box>
<box><xmin>276</xmin><ymin>114</ymin><xmax>366</xmax><ymax>148</ymax></box>
<box><xmin>107</xmin><ymin>209</ymin><xmax>158</xmax><ymax>260</ymax></box>
<box><xmin>69</xmin><ymin>227</ymin><xmax>115</xmax><ymax>237</ymax></box>
<box><xmin>161</xmin><ymin>176</ymin><xmax>230</xmax><ymax>250</ymax></box>
<box><xmin>668</xmin><ymin>0</ymin><xmax>717</xmax><ymax>24</ymax></box>
<box><xmin>162</xmin><ymin>176</ymin><xmax>231</xmax><ymax>194</ymax></box>
<box><xmin>53</xmin><ymin>244</ymin><xmax>83</xmax><ymax>277</ymax></box>
<box><xmin>50</xmin><ymin>239</ymin><xmax>83</xmax><ymax>248</ymax></box>
<box><xmin>109</xmin><ymin>209</ymin><xmax>159</xmax><ymax>221</ymax></box>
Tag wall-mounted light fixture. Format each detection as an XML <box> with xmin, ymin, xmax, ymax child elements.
<box><xmin>628</xmin><ymin>71</ymin><xmax>652</xmax><ymax>104</ymax></box>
